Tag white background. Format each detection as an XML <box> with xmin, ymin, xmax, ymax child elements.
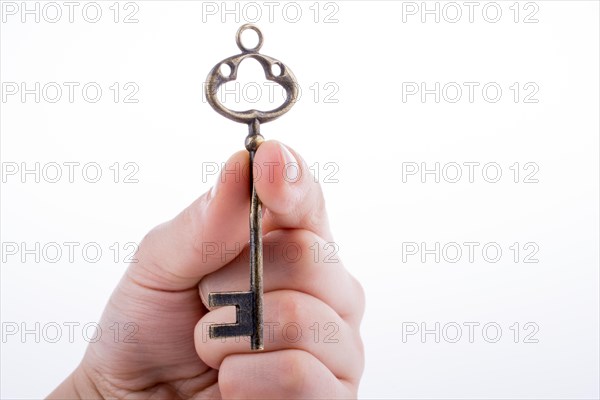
<box><xmin>1</xmin><ymin>1</ymin><xmax>599</xmax><ymax>399</ymax></box>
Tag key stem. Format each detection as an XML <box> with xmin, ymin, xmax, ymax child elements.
<box><xmin>247</xmin><ymin>119</ymin><xmax>264</xmax><ymax>351</ymax></box>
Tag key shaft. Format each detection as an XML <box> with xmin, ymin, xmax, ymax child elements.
<box><xmin>247</xmin><ymin>121</ymin><xmax>264</xmax><ymax>350</ymax></box>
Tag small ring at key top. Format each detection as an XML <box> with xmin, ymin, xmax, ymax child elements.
<box><xmin>236</xmin><ymin>24</ymin><xmax>263</xmax><ymax>53</ymax></box>
<box><xmin>204</xmin><ymin>24</ymin><xmax>299</xmax><ymax>125</ymax></box>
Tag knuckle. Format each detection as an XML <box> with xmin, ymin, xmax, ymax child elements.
<box><xmin>267</xmin><ymin>229</ymin><xmax>323</xmax><ymax>274</ymax></box>
<box><xmin>131</xmin><ymin>224</ymin><xmax>174</xmax><ymax>286</ymax></box>
<box><xmin>285</xmin><ymin>229</ymin><xmax>323</xmax><ymax>261</ymax></box>
<box><xmin>336</xmin><ymin>273</ymin><xmax>366</xmax><ymax>325</ymax></box>
<box><xmin>277</xmin><ymin>292</ymin><xmax>306</xmax><ymax>325</ymax></box>
<box><xmin>305</xmin><ymin>183</ymin><xmax>327</xmax><ymax>229</ymax></box>
<box><xmin>218</xmin><ymin>359</ymin><xmax>242</xmax><ymax>398</ymax></box>
<box><xmin>184</xmin><ymin>202</ymin><xmax>206</xmax><ymax>255</ymax></box>
<box><xmin>295</xmin><ymin>229</ymin><xmax>323</xmax><ymax>255</ymax></box>
<box><xmin>350</xmin><ymin>274</ymin><xmax>366</xmax><ymax>318</ymax></box>
<box><xmin>275</xmin><ymin>350</ymin><xmax>310</xmax><ymax>395</ymax></box>
<box><xmin>137</xmin><ymin>224</ymin><xmax>160</xmax><ymax>259</ymax></box>
<box><xmin>355</xmin><ymin>335</ymin><xmax>366</xmax><ymax>377</ymax></box>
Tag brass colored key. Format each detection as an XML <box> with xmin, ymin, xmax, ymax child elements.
<box><xmin>204</xmin><ymin>24</ymin><xmax>299</xmax><ymax>351</ymax></box>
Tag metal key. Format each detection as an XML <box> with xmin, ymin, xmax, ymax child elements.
<box><xmin>204</xmin><ymin>24</ymin><xmax>299</xmax><ymax>351</ymax></box>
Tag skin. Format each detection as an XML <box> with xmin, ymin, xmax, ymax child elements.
<box><xmin>48</xmin><ymin>140</ymin><xmax>365</xmax><ymax>399</ymax></box>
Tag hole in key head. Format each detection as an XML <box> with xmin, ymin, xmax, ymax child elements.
<box><xmin>218</xmin><ymin>57</ymin><xmax>286</xmax><ymax>112</ymax></box>
<box><xmin>220</xmin><ymin>63</ymin><xmax>232</xmax><ymax>78</ymax></box>
<box><xmin>271</xmin><ymin>63</ymin><xmax>283</xmax><ymax>77</ymax></box>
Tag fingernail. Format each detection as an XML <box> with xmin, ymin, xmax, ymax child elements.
<box><xmin>279</xmin><ymin>143</ymin><xmax>301</xmax><ymax>184</ymax></box>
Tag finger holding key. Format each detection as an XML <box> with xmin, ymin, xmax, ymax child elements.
<box><xmin>197</xmin><ymin>141</ymin><xmax>365</xmax><ymax>398</ymax></box>
<box><xmin>254</xmin><ymin>140</ymin><xmax>334</xmax><ymax>242</ymax></box>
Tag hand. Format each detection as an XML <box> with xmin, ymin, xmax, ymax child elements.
<box><xmin>48</xmin><ymin>141</ymin><xmax>365</xmax><ymax>399</ymax></box>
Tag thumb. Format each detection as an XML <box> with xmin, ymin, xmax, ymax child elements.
<box><xmin>128</xmin><ymin>149</ymin><xmax>251</xmax><ymax>292</ymax></box>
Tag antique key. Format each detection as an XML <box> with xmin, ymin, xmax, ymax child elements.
<box><xmin>204</xmin><ymin>24</ymin><xmax>299</xmax><ymax>350</ymax></box>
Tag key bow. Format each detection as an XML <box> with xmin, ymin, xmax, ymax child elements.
<box><xmin>204</xmin><ymin>24</ymin><xmax>299</xmax><ymax>125</ymax></box>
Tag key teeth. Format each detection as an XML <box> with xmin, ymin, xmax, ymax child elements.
<box><xmin>207</xmin><ymin>292</ymin><xmax>224</xmax><ymax>308</ymax></box>
<box><xmin>208</xmin><ymin>291</ymin><xmax>252</xmax><ymax>308</ymax></box>
<box><xmin>209</xmin><ymin>323</ymin><xmax>253</xmax><ymax>339</ymax></box>
<box><xmin>207</xmin><ymin>291</ymin><xmax>255</xmax><ymax>339</ymax></box>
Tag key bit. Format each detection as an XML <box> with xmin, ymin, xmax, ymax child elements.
<box><xmin>204</xmin><ymin>24</ymin><xmax>299</xmax><ymax>351</ymax></box>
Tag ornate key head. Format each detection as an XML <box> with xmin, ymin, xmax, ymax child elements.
<box><xmin>204</xmin><ymin>24</ymin><xmax>299</xmax><ymax>126</ymax></box>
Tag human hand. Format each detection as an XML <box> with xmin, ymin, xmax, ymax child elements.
<box><xmin>48</xmin><ymin>141</ymin><xmax>365</xmax><ymax>399</ymax></box>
